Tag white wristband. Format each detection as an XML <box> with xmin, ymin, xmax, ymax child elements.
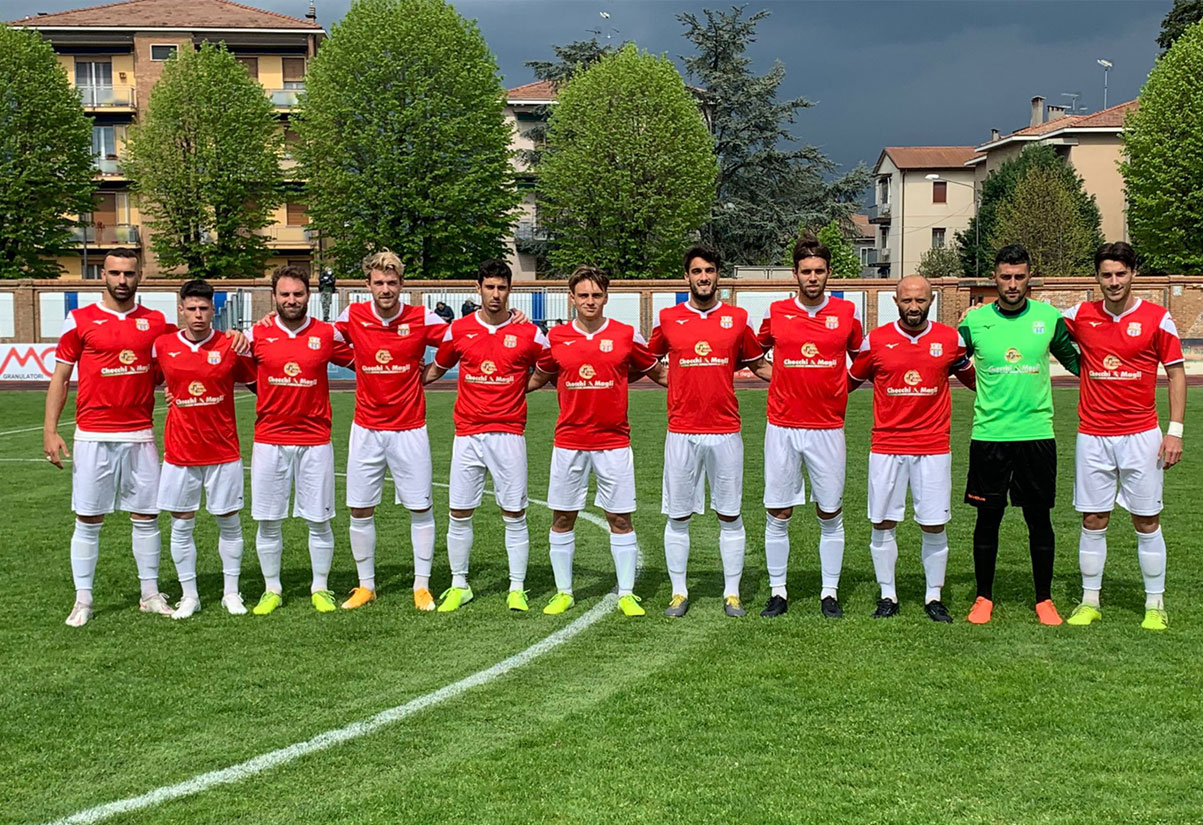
<box><xmin>1167</xmin><ymin>421</ymin><xmax>1184</xmax><ymax>439</ymax></box>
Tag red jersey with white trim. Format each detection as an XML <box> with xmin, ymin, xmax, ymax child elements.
<box><xmin>335</xmin><ymin>301</ymin><xmax>447</xmax><ymax>431</ymax></box>
<box><xmin>759</xmin><ymin>295</ymin><xmax>863</xmax><ymax>429</ymax></box>
<box><xmin>244</xmin><ymin>317</ymin><xmax>354</xmax><ymax>446</ymax></box>
<box><xmin>54</xmin><ymin>303</ymin><xmax>174</xmax><ymax>435</ymax></box>
<box><xmin>537</xmin><ymin>319</ymin><xmax>659</xmax><ymax>450</ymax></box>
<box><xmin>647</xmin><ymin>302</ymin><xmax>762</xmax><ymax>435</ymax></box>
<box><xmin>848</xmin><ymin>321</ymin><xmax>968</xmax><ymax>455</ymax></box>
<box><xmin>1063</xmin><ymin>298</ymin><xmax>1184</xmax><ymax>436</ymax></box>
<box><xmin>434</xmin><ymin>314</ymin><xmax>548</xmax><ymax>436</ymax></box>
<box><xmin>153</xmin><ymin>330</ymin><xmax>255</xmax><ymax>466</ymax></box>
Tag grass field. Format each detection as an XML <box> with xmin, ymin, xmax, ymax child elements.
<box><xmin>2</xmin><ymin>386</ymin><xmax>1202</xmax><ymax>825</ymax></box>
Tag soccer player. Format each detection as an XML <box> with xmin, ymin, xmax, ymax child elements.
<box><xmin>1062</xmin><ymin>242</ymin><xmax>1185</xmax><ymax>631</ymax></box>
<box><xmin>152</xmin><ymin>279</ymin><xmax>256</xmax><ymax>618</ymax></box>
<box><xmin>648</xmin><ymin>246</ymin><xmax>769</xmax><ymax>618</ymax></box>
<box><xmin>527</xmin><ymin>265</ymin><xmax>663</xmax><ymax>617</ymax></box>
<box><xmin>423</xmin><ymin>260</ymin><xmax>549</xmax><ymax>612</ymax></box>
<box><xmin>959</xmin><ymin>244</ymin><xmax>1080</xmax><ymax>625</ymax></box>
<box><xmin>848</xmin><ymin>275</ymin><xmax>976</xmax><ymax>622</ymax></box>
<box><xmin>242</xmin><ymin>265</ymin><xmax>354</xmax><ymax>615</ymax></box>
<box><xmin>44</xmin><ymin>248</ymin><xmax>175</xmax><ymax>626</ymax></box>
<box><xmin>756</xmin><ymin>232</ymin><xmax>864</xmax><ymax>619</ymax></box>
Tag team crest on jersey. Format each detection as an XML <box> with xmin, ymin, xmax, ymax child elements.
<box><xmin>1127</xmin><ymin>322</ymin><xmax>1142</xmax><ymax>337</ymax></box>
<box><xmin>480</xmin><ymin>360</ymin><xmax>497</xmax><ymax>375</ymax></box>
<box><xmin>579</xmin><ymin>364</ymin><xmax>596</xmax><ymax>379</ymax></box>
<box><xmin>207</xmin><ymin>350</ymin><xmax>222</xmax><ymax>365</ymax></box>
<box><xmin>929</xmin><ymin>342</ymin><xmax>943</xmax><ymax>357</ymax></box>
<box><xmin>800</xmin><ymin>342</ymin><xmax>818</xmax><ymax>358</ymax></box>
<box><xmin>118</xmin><ymin>349</ymin><xmax>136</xmax><ymax>365</ymax></box>
<box><xmin>825</xmin><ymin>316</ymin><xmax>839</xmax><ymax>330</ymax></box>
<box><xmin>135</xmin><ymin>318</ymin><xmax>149</xmax><ymax>332</ymax></box>
<box><xmin>600</xmin><ymin>339</ymin><xmax>613</xmax><ymax>352</ymax></box>
<box><xmin>1032</xmin><ymin>321</ymin><xmax>1045</xmax><ymax>334</ymax></box>
<box><xmin>503</xmin><ymin>334</ymin><xmax>517</xmax><ymax>349</ymax></box>
<box><xmin>904</xmin><ymin>369</ymin><xmax>922</xmax><ymax>386</ymax></box>
<box><xmin>188</xmin><ymin>381</ymin><xmax>206</xmax><ymax>397</ymax></box>
<box><xmin>694</xmin><ymin>340</ymin><xmax>712</xmax><ymax>356</ymax></box>
<box><xmin>399</xmin><ymin>324</ymin><xmax>410</xmax><ymax>337</ymax></box>
<box><xmin>1005</xmin><ymin>347</ymin><xmax>1022</xmax><ymax>363</ymax></box>
<box><xmin>720</xmin><ymin>316</ymin><xmax>733</xmax><ymax>329</ymax></box>
<box><xmin>283</xmin><ymin>361</ymin><xmax>301</xmax><ymax>377</ymax></box>
<box><xmin>1104</xmin><ymin>354</ymin><xmax>1122</xmax><ymax>370</ymax></box>
<box><xmin>375</xmin><ymin>349</ymin><xmax>393</xmax><ymax>365</ymax></box>
<box><xmin>308</xmin><ymin>336</ymin><xmax>321</xmax><ymax>350</ymax></box>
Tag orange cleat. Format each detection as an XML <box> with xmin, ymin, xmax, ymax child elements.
<box><xmin>413</xmin><ymin>587</ymin><xmax>435</xmax><ymax>612</ymax></box>
<box><xmin>1035</xmin><ymin>599</ymin><xmax>1063</xmax><ymax>626</ymax></box>
<box><xmin>340</xmin><ymin>586</ymin><xmax>377</xmax><ymax>610</ymax></box>
<box><xmin>967</xmin><ymin>596</ymin><xmax>994</xmax><ymax>625</ymax></box>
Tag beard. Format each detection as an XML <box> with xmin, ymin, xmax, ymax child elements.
<box><xmin>276</xmin><ymin>301</ymin><xmax>307</xmax><ymax>321</ymax></box>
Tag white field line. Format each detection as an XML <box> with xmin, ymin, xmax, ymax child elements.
<box><xmin>0</xmin><ymin>394</ymin><xmax>256</xmax><ymax>439</ymax></box>
<box><xmin>43</xmin><ymin>481</ymin><xmax>635</xmax><ymax>825</ymax></box>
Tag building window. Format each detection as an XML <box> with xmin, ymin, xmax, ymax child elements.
<box><xmin>282</xmin><ymin>58</ymin><xmax>306</xmax><ymax>90</ymax></box>
<box><xmin>92</xmin><ymin>125</ymin><xmax>117</xmax><ymax>159</ymax></box>
<box><xmin>881</xmin><ymin>226</ymin><xmax>890</xmax><ymax>247</ymax></box>
<box><xmin>150</xmin><ymin>44</ymin><xmax>178</xmax><ymax>61</ymax></box>
<box><xmin>933</xmin><ymin>180</ymin><xmax>947</xmax><ymax>203</ymax></box>
<box><xmin>83</xmin><ymin>262</ymin><xmax>104</xmax><ymax>280</ymax></box>
<box><xmin>286</xmin><ymin>202</ymin><xmax>309</xmax><ymax>226</ymax></box>
<box><xmin>932</xmin><ymin>228</ymin><xmax>946</xmax><ymax>248</ymax></box>
<box><xmin>286</xmin><ymin>258</ymin><xmax>311</xmax><ymax>276</ymax></box>
<box><xmin>236</xmin><ymin>56</ymin><xmax>259</xmax><ymax>79</ymax></box>
<box><xmin>877</xmin><ymin>176</ymin><xmax>890</xmax><ymax>204</ymax></box>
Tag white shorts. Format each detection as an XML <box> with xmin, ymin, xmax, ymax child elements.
<box><xmin>1074</xmin><ymin>428</ymin><xmax>1164</xmax><ymax>516</ymax></box>
<box><xmin>867</xmin><ymin>452</ymin><xmax>952</xmax><ymax>526</ymax></box>
<box><xmin>762</xmin><ymin>423</ymin><xmax>846</xmax><ymax>512</ymax></box>
<box><xmin>449</xmin><ymin>432</ymin><xmax>528</xmax><ymax>511</ymax></box>
<box><xmin>547</xmin><ymin>446</ymin><xmax>637</xmax><ymax>514</ymax></box>
<box><xmin>662</xmin><ymin>431</ymin><xmax>744</xmax><ymax>518</ymax></box>
<box><xmin>157</xmin><ymin>459</ymin><xmax>245</xmax><ymax>515</ymax></box>
<box><xmin>251</xmin><ymin>441</ymin><xmax>336</xmax><ymax>522</ymax></box>
<box><xmin>72</xmin><ymin>440</ymin><xmax>160</xmax><ymax>516</ymax></box>
<box><xmin>346</xmin><ymin>423</ymin><xmax>433</xmax><ymax>510</ymax></box>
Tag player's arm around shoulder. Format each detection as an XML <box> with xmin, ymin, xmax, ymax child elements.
<box><xmin>1048</xmin><ymin>307</ymin><xmax>1081</xmax><ymax>376</ymax></box>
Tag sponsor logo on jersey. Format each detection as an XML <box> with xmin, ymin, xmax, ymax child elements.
<box><xmin>375</xmin><ymin>349</ymin><xmax>393</xmax><ymax>365</ymax></box>
<box><xmin>720</xmin><ymin>316</ymin><xmax>733</xmax><ymax>329</ymax></box>
<box><xmin>481</xmin><ymin>360</ymin><xmax>497</xmax><ymax>375</ymax></box>
<box><xmin>1032</xmin><ymin>321</ymin><xmax>1045</xmax><ymax>334</ymax></box>
<box><xmin>600</xmin><ymin>339</ymin><xmax>613</xmax><ymax>352</ymax></box>
<box><xmin>904</xmin><ymin>369</ymin><xmax>922</xmax><ymax>386</ymax></box>
<box><xmin>504</xmin><ymin>334</ymin><xmax>517</xmax><ymax>348</ymax></box>
<box><xmin>694</xmin><ymin>341</ymin><xmax>712</xmax><ymax>356</ymax></box>
<box><xmin>118</xmin><ymin>349</ymin><xmax>137</xmax><ymax>365</ymax></box>
<box><xmin>283</xmin><ymin>361</ymin><xmax>301</xmax><ymax>377</ymax></box>
<box><xmin>825</xmin><ymin>316</ymin><xmax>839</xmax><ymax>329</ymax></box>
<box><xmin>135</xmin><ymin>318</ymin><xmax>150</xmax><ymax>332</ymax></box>
<box><xmin>308</xmin><ymin>336</ymin><xmax>321</xmax><ymax>350</ymax></box>
<box><xmin>1127</xmin><ymin>321</ymin><xmax>1142</xmax><ymax>337</ymax></box>
<box><xmin>579</xmin><ymin>364</ymin><xmax>596</xmax><ymax>379</ymax></box>
<box><xmin>1103</xmin><ymin>354</ymin><xmax>1122</xmax><ymax>370</ymax></box>
<box><xmin>1004</xmin><ymin>347</ymin><xmax>1022</xmax><ymax>363</ymax></box>
<box><xmin>800</xmin><ymin>342</ymin><xmax>818</xmax><ymax>358</ymax></box>
<box><xmin>207</xmin><ymin>350</ymin><xmax>222</xmax><ymax>365</ymax></box>
<box><xmin>399</xmin><ymin>323</ymin><xmax>410</xmax><ymax>337</ymax></box>
<box><xmin>929</xmin><ymin>342</ymin><xmax>943</xmax><ymax>357</ymax></box>
<box><xmin>188</xmin><ymin>380</ymin><xmax>206</xmax><ymax>397</ymax></box>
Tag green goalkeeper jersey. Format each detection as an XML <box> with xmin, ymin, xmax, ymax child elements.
<box><xmin>958</xmin><ymin>299</ymin><xmax>1080</xmax><ymax>441</ymax></box>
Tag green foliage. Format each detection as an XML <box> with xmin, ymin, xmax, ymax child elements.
<box><xmin>122</xmin><ymin>42</ymin><xmax>283</xmax><ymax>278</ymax></box>
<box><xmin>917</xmin><ymin>244</ymin><xmax>962</xmax><ymax>280</ymax></box>
<box><xmin>294</xmin><ymin>0</ymin><xmax>518</xmax><ymax>279</ymax></box>
<box><xmin>0</xmin><ymin>27</ymin><xmax>96</xmax><ymax>279</ymax></box>
<box><xmin>815</xmin><ymin>221</ymin><xmax>861</xmax><ymax>279</ymax></box>
<box><xmin>989</xmin><ymin>166</ymin><xmax>1097</xmax><ymax>276</ymax></box>
<box><xmin>1157</xmin><ymin>0</ymin><xmax>1203</xmax><ymax>52</ymax></box>
<box><xmin>957</xmin><ymin>144</ymin><xmax>1101</xmax><ymax>277</ymax></box>
<box><xmin>538</xmin><ymin>45</ymin><xmax>716</xmax><ymax>278</ymax></box>
<box><xmin>519</xmin><ymin>38</ymin><xmax>615</xmax><ymax>170</ymax></box>
<box><xmin>1122</xmin><ymin>21</ymin><xmax>1203</xmax><ymax>273</ymax></box>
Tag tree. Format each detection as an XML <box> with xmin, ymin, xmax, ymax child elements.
<box><xmin>295</xmin><ymin>0</ymin><xmax>517</xmax><ymax>279</ymax></box>
<box><xmin>519</xmin><ymin>38</ymin><xmax>614</xmax><ymax>167</ymax></box>
<box><xmin>815</xmin><ymin>221</ymin><xmax>861</xmax><ymax>278</ymax></box>
<box><xmin>122</xmin><ymin>42</ymin><xmax>283</xmax><ymax>278</ymax></box>
<box><xmin>1157</xmin><ymin>0</ymin><xmax>1203</xmax><ymax>52</ymax></box>
<box><xmin>678</xmin><ymin>6</ymin><xmax>870</xmax><ymax>270</ymax></box>
<box><xmin>989</xmin><ymin>166</ymin><xmax>1097</xmax><ymax>276</ymax></box>
<box><xmin>917</xmin><ymin>244</ymin><xmax>962</xmax><ymax>280</ymax></box>
<box><xmin>1123</xmin><ymin>20</ymin><xmax>1203</xmax><ymax>272</ymax></box>
<box><xmin>538</xmin><ymin>45</ymin><xmax>716</xmax><ymax>278</ymax></box>
<box><xmin>0</xmin><ymin>26</ymin><xmax>96</xmax><ymax>279</ymax></box>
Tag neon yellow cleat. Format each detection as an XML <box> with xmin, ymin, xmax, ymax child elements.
<box><xmin>1141</xmin><ymin>607</ymin><xmax>1168</xmax><ymax>631</ymax></box>
<box><xmin>413</xmin><ymin>587</ymin><xmax>435</xmax><ymax>612</ymax></box>
<box><xmin>1066</xmin><ymin>603</ymin><xmax>1102</xmax><ymax>626</ymax></box>
<box><xmin>341</xmin><ymin>586</ymin><xmax>376</xmax><ymax>610</ymax></box>
<box><xmin>543</xmin><ymin>592</ymin><xmax>575</xmax><ymax>615</ymax></box>
<box><xmin>617</xmin><ymin>594</ymin><xmax>645</xmax><ymax>617</ymax></box>
<box><xmin>252</xmin><ymin>591</ymin><xmax>283</xmax><ymax>616</ymax></box>
<box><xmin>506</xmin><ymin>590</ymin><xmax>529</xmax><ymax>612</ymax></box>
<box><xmin>437</xmin><ymin>586</ymin><xmax>474</xmax><ymax>613</ymax></box>
<box><xmin>311</xmin><ymin>590</ymin><xmax>337</xmax><ymax>613</ymax></box>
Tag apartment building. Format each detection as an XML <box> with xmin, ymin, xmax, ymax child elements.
<box><xmin>503</xmin><ymin>79</ymin><xmax>556</xmax><ymax>280</ymax></box>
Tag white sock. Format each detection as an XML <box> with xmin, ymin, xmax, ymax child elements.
<box><xmin>256</xmin><ymin>519</ymin><xmax>284</xmax><ymax>593</ymax></box>
<box><xmin>131</xmin><ymin>517</ymin><xmax>162</xmax><ymax>599</ymax></box>
<box><xmin>1079</xmin><ymin>525</ymin><xmax>1108</xmax><ymax>607</ymax></box>
<box><xmin>411</xmin><ymin>509</ymin><xmax>435</xmax><ymax>591</ymax></box>
<box><xmin>664</xmin><ymin>518</ymin><xmax>691</xmax><ymax>597</ymax></box>
<box><xmin>503</xmin><ymin>514</ymin><xmax>529</xmax><ymax>591</ymax></box>
<box><xmin>215</xmin><ymin>514</ymin><xmax>243</xmax><ymax>596</ymax></box>
<box><xmin>447</xmin><ymin>514</ymin><xmax>473</xmax><ymax>589</ymax></box>
<box><xmin>307</xmin><ymin>520</ymin><xmax>335</xmax><ymax>593</ymax></box>
<box><xmin>869</xmin><ymin>527</ymin><xmax>898</xmax><ymax>602</ymax></box>
<box><xmin>610</xmin><ymin>531</ymin><xmax>637</xmax><ymax>596</ymax></box>
<box><xmin>818</xmin><ymin>512</ymin><xmax>844</xmax><ymax>600</ymax></box>
<box><xmin>1136</xmin><ymin>527</ymin><xmax>1166</xmax><ymax>609</ymax></box>
<box><xmin>549</xmin><ymin>529</ymin><xmax>575</xmax><ymax>594</ymax></box>
<box><xmin>70</xmin><ymin>519</ymin><xmax>102</xmax><ymax>605</ymax></box>
<box><xmin>170</xmin><ymin>517</ymin><xmax>199</xmax><ymax>601</ymax></box>
<box><xmin>718</xmin><ymin>517</ymin><xmax>745</xmax><ymax>598</ymax></box>
<box><xmin>764</xmin><ymin>513</ymin><xmax>791</xmax><ymax>598</ymax></box>
<box><xmin>348</xmin><ymin>515</ymin><xmax>376</xmax><ymax>591</ymax></box>
<box><xmin>920</xmin><ymin>529</ymin><xmax>949</xmax><ymax>603</ymax></box>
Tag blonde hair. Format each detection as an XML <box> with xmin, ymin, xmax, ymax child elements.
<box><xmin>361</xmin><ymin>249</ymin><xmax>405</xmax><ymax>278</ymax></box>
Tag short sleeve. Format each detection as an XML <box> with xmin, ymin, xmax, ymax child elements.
<box><xmin>847</xmin><ymin>335</ymin><xmax>874</xmax><ymax>381</ymax></box>
<box><xmin>630</xmin><ymin>331</ymin><xmax>659</xmax><ymax>372</ymax></box>
<box><xmin>536</xmin><ymin>347</ymin><xmax>559</xmax><ymax>375</ymax></box>
<box><xmin>1157</xmin><ymin>312</ymin><xmax>1185</xmax><ymax>366</ymax></box>
<box><xmin>737</xmin><ymin>317</ymin><xmax>764</xmax><ymax>363</ymax></box>
<box><xmin>757</xmin><ymin>307</ymin><xmax>774</xmax><ymax>349</ymax></box>
<box><xmin>647</xmin><ymin>313</ymin><xmax>667</xmax><ymax>357</ymax></box>
<box><xmin>434</xmin><ymin>327</ymin><xmax>460</xmax><ymax>369</ymax></box>
<box><xmin>847</xmin><ymin>305</ymin><xmax>865</xmax><ymax>354</ymax></box>
<box><xmin>331</xmin><ymin>335</ymin><xmax>355</xmax><ymax>368</ymax></box>
<box><xmin>55</xmin><ymin>311</ymin><xmax>81</xmax><ymax>364</ymax></box>
<box><xmin>423</xmin><ymin>308</ymin><xmax>449</xmax><ymax>347</ymax></box>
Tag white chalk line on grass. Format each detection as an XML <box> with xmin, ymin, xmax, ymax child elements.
<box><xmin>44</xmin><ymin>480</ymin><xmax>636</xmax><ymax>825</ymax></box>
<box><xmin>0</xmin><ymin>393</ymin><xmax>256</xmax><ymax>439</ymax></box>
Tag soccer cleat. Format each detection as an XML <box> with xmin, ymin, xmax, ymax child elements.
<box><xmin>871</xmin><ymin>598</ymin><xmax>900</xmax><ymax>619</ymax></box>
<box><xmin>341</xmin><ymin>586</ymin><xmax>376</xmax><ymax>610</ymax></box>
<box><xmin>760</xmin><ymin>595</ymin><xmax>788</xmax><ymax>618</ymax></box>
<box><xmin>139</xmin><ymin>593</ymin><xmax>174</xmax><ymax>616</ymax></box>
<box><xmin>724</xmin><ymin>595</ymin><xmax>747</xmax><ymax>617</ymax></box>
<box><xmin>967</xmin><ymin>596</ymin><xmax>993</xmax><ymax>625</ymax></box>
<box><xmin>413</xmin><ymin>587</ymin><xmax>435</xmax><ymax>612</ymax></box>
<box><xmin>1066</xmin><ymin>603</ymin><xmax>1102</xmax><ymax>627</ymax></box>
<box><xmin>65</xmin><ymin>601</ymin><xmax>93</xmax><ymax>628</ymax></box>
<box><xmin>617</xmin><ymin>594</ymin><xmax>646</xmax><ymax>617</ymax></box>
<box><xmin>221</xmin><ymin>593</ymin><xmax>248</xmax><ymax>615</ymax></box>
<box><xmin>507</xmin><ymin>590</ymin><xmax>530</xmax><ymax>612</ymax></box>
<box><xmin>1141</xmin><ymin>607</ymin><xmax>1169</xmax><ymax>631</ymax></box>
<box><xmin>664</xmin><ymin>594</ymin><xmax>690</xmax><ymax>618</ymax></box>
<box><xmin>820</xmin><ymin>596</ymin><xmax>844</xmax><ymax>619</ymax></box>
<box><xmin>171</xmin><ymin>596</ymin><xmax>201</xmax><ymax>620</ymax></box>
<box><xmin>543</xmin><ymin>592</ymin><xmax>575</xmax><ymax>615</ymax></box>
<box><xmin>1035</xmin><ymin>599</ymin><xmax>1063</xmax><ymax>626</ymax></box>
<box><xmin>924</xmin><ymin>600</ymin><xmax>953</xmax><ymax>623</ymax></box>
<box><xmin>311</xmin><ymin>590</ymin><xmax>337</xmax><ymax>613</ymax></box>
<box><xmin>252</xmin><ymin>591</ymin><xmax>283</xmax><ymax>615</ymax></box>
<box><xmin>436</xmin><ymin>586</ymin><xmax>474</xmax><ymax>613</ymax></box>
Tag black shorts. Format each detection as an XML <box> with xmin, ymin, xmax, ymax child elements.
<box><xmin>964</xmin><ymin>439</ymin><xmax>1057</xmax><ymax>509</ymax></box>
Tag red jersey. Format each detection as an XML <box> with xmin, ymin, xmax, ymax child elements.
<box><xmin>848</xmin><ymin>321</ymin><xmax>968</xmax><ymax>455</ymax></box>
<box><xmin>153</xmin><ymin>330</ymin><xmax>255</xmax><ymax>466</ymax></box>
<box><xmin>537</xmin><ymin>319</ymin><xmax>659</xmax><ymax>450</ymax></box>
<box><xmin>647</xmin><ymin>302</ymin><xmax>762</xmax><ymax>435</ymax></box>
<box><xmin>434</xmin><ymin>314</ymin><xmax>548</xmax><ymax>436</ymax></box>
<box><xmin>244</xmin><ymin>317</ymin><xmax>354</xmax><ymax>446</ymax></box>
<box><xmin>759</xmin><ymin>295</ymin><xmax>863</xmax><ymax>429</ymax></box>
<box><xmin>54</xmin><ymin>302</ymin><xmax>174</xmax><ymax>438</ymax></box>
<box><xmin>335</xmin><ymin>301</ymin><xmax>447</xmax><ymax>431</ymax></box>
<box><xmin>1063</xmin><ymin>298</ymin><xmax>1184</xmax><ymax>436</ymax></box>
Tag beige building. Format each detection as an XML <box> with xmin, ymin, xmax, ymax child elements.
<box><xmin>503</xmin><ymin>79</ymin><xmax>556</xmax><ymax>280</ymax></box>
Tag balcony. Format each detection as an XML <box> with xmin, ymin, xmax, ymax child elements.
<box><xmin>514</xmin><ymin>221</ymin><xmax>547</xmax><ymax>242</ymax></box>
<box><xmin>93</xmin><ymin>156</ymin><xmax>124</xmax><ymax>178</ymax></box>
<box><xmin>259</xmin><ymin>224</ymin><xmax>315</xmax><ymax>247</ymax></box>
<box><xmin>69</xmin><ymin>224</ymin><xmax>140</xmax><ymax>247</ymax></box>
<box><xmin>867</xmin><ymin>202</ymin><xmax>892</xmax><ymax>224</ymax></box>
<box><xmin>78</xmin><ymin>84</ymin><xmax>135</xmax><ymax>111</ymax></box>
<box><xmin>267</xmin><ymin>88</ymin><xmax>302</xmax><ymax>110</ymax></box>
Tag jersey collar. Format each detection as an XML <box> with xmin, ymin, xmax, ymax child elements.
<box><xmin>1102</xmin><ymin>297</ymin><xmax>1142</xmax><ymax>321</ymax></box>
<box><xmin>95</xmin><ymin>302</ymin><xmax>139</xmax><ymax>321</ymax></box>
<box><xmin>176</xmin><ymin>329</ymin><xmax>216</xmax><ymax>352</ymax></box>
<box><xmin>274</xmin><ymin>315</ymin><xmax>313</xmax><ymax>338</ymax></box>
<box><xmin>892</xmin><ymin>320</ymin><xmax>932</xmax><ymax>343</ymax></box>
<box><xmin>472</xmin><ymin>311</ymin><xmax>513</xmax><ymax>334</ymax></box>
<box><xmin>794</xmin><ymin>294</ymin><xmax>829</xmax><ymax>316</ymax></box>
<box><xmin>571</xmin><ymin>318</ymin><xmax>610</xmax><ymax>339</ymax></box>
<box><xmin>682</xmin><ymin>300</ymin><xmax>724</xmax><ymax>319</ymax></box>
<box><xmin>370</xmin><ymin>301</ymin><xmax>404</xmax><ymax>325</ymax></box>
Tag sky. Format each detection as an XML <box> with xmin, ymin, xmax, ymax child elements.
<box><xmin>8</xmin><ymin>0</ymin><xmax>1168</xmax><ymax>177</ymax></box>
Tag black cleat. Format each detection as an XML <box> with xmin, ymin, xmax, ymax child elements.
<box><xmin>760</xmin><ymin>595</ymin><xmax>788</xmax><ymax>618</ymax></box>
<box><xmin>924</xmin><ymin>600</ymin><xmax>954</xmax><ymax>623</ymax></box>
<box><xmin>820</xmin><ymin>596</ymin><xmax>843</xmax><ymax>619</ymax></box>
<box><xmin>871</xmin><ymin>598</ymin><xmax>900</xmax><ymax>619</ymax></box>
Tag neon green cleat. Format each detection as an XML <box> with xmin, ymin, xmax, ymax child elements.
<box><xmin>507</xmin><ymin>590</ymin><xmax>529</xmax><ymax>612</ymax></box>
<box><xmin>1141</xmin><ymin>607</ymin><xmax>1168</xmax><ymax>631</ymax></box>
<box><xmin>1066</xmin><ymin>603</ymin><xmax>1102</xmax><ymax>626</ymax></box>
<box><xmin>617</xmin><ymin>594</ymin><xmax>645</xmax><ymax>617</ymax></box>
<box><xmin>436</xmin><ymin>586</ymin><xmax>474</xmax><ymax>613</ymax></box>
<box><xmin>252</xmin><ymin>591</ymin><xmax>283</xmax><ymax>616</ymax></box>
<box><xmin>311</xmin><ymin>590</ymin><xmax>337</xmax><ymax>613</ymax></box>
<box><xmin>543</xmin><ymin>592</ymin><xmax>575</xmax><ymax>615</ymax></box>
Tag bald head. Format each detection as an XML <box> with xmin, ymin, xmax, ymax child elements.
<box><xmin>894</xmin><ymin>275</ymin><xmax>934</xmax><ymax>331</ymax></box>
<box><xmin>897</xmin><ymin>275</ymin><xmax>933</xmax><ymax>302</ymax></box>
